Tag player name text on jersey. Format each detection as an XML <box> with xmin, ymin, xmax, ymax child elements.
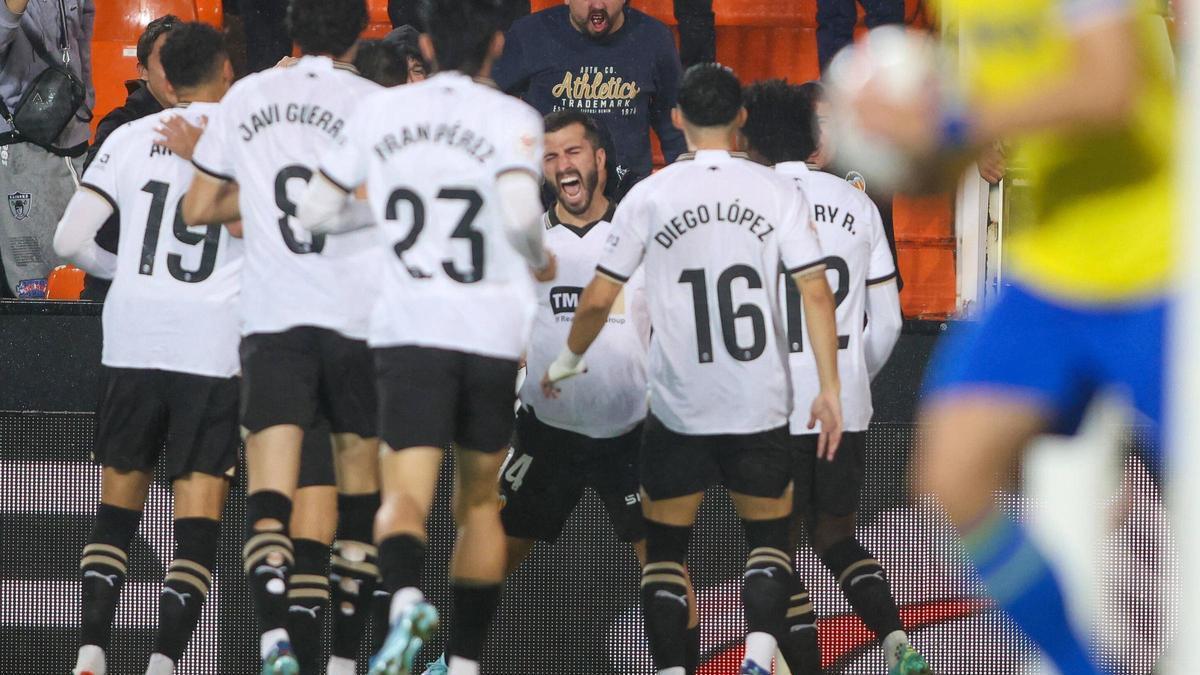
<box><xmin>653</xmin><ymin>200</ymin><xmax>777</xmax><ymax>250</ymax></box>
<box><xmin>371</xmin><ymin>123</ymin><xmax>497</xmax><ymax>164</ymax></box>
<box><xmin>237</xmin><ymin>103</ymin><xmax>346</xmax><ymax>142</ymax></box>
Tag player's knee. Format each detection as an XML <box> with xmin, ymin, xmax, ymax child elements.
<box><xmin>376</xmin><ymin>491</ymin><xmax>427</xmax><ymax>534</ymax></box>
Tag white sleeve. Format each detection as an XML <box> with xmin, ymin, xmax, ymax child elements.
<box><xmin>778</xmin><ymin>181</ymin><xmax>825</xmax><ymax>275</ymax></box>
<box><xmin>318</xmin><ymin>108</ymin><xmax>369</xmax><ymax>193</ymax></box>
<box><xmin>865</xmin><ymin>201</ymin><xmax>897</xmax><ymax>286</ymax></box>
<box><xmin>496</xmin><ymin>170</ymin><xmax>548</xmax><ymax>269</ymax></box>
<box><xmin>297</xmin><ymin>172</ymin><xmax>367</xmax><ymax>234</ymax></box>
<box><xmin>53</xmin><ymin>189</ymin><xmax>118</xmax><ymax>279</ymax></box>
<box><xmin>191</xmin><ymin>99</ymin><xmax>235</xmax><ymax>182</ymax></box>
<box><xmin>863</xmin><ymin>279</ymin><xmax>902</xmax><ymax>379</ymax></box>
<box><xmin>596</xmin><ymin>190</ymin><xmax>648</xmax><ymax>283</ymax></box>
<box><xmin>493</xmin><ymin>103</ymin><xmax>544</xmax><ymax>178</ymax></box>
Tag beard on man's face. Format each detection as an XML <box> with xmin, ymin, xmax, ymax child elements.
<box><xmin>554</xmin><ymin>164</ymin><xmax>601</xmax><ymax>216</ymax></box>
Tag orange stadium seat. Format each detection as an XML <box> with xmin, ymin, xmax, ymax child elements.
<box><xmin>89</xmin><ymin>0</ymin><xmax>954</xmax><ymax>318</ymax></box>
<box><xmin>46</xmin><ymin>264</ymin><xmax>86</xmax><ymax>300</ymax></box>
<box><xmin>90</xmin><ymin>1</ymin><xmax>223</xmax><ymax>136</ymax></box>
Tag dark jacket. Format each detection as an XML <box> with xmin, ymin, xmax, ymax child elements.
<box><xmin>80</xmin><ymin>80</ymin><xmax>163</xmax><ymax>301</ymax></box>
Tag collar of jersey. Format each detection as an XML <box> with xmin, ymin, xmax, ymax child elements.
<box><xmin>677</xmin><ymin>149</ymin><xmax>749</xmax><ymax>162</ymax></box>
<box><xmin>547</xmin><ymin>200</ymin><xmax>616</xmax><ymax>238</ymax></box>
<box><xmin>296</xmin><ymin>54</ymin><xmax>360</xmax><ymax>75</ymax></box>
<box><xmin>774</xmin><ymin>161</ymin><xmax>811</xmax><ymax>178</ymax></box>
<box><xmin>430</xmin><ymin>70</ymin><xmax>498</xmax><ymax>89</ymax></box>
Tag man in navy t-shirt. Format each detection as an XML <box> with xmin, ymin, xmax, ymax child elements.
<box><xmin>493</xmin><ymin>0</ymin><xmax>687</xmax><ymax>193</ymax></box>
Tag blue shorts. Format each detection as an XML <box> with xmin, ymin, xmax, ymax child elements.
<box><xmin>923</xmin><ymin>282</ymin><xmax>1166</xmax><ymax>469</ymax></box>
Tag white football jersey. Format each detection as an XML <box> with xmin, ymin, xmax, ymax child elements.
<box><xmin>598</xmin><ymin>150</ymin><xmax>824</xmax><ymax>435</ymax></box>
<box><xmin>775</xmin><ymin>162</ymin><xmax>897</xmax><ymax>433</ymax></box>
<box><xmin>319</xmin><ymin>72</ymin><xmax>542</xmax><ymax>360</ymax></box>
<box><xmin>519</xmin><ymin>206</ymin><xmax>650</xmax><ymax>438</ymax></box>
<box><xmin>191</xmin><ymin>56</ymin><xmax>381</xmax><ymax>339</ymax></box>
<box><xmin>81</xmin><ymin>103</ymin><xmax>243</xmax><ymax>378</ymax></box>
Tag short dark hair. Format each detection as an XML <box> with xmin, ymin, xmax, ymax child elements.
<box><xmin>420</xmin><ymin>0</ymin><xmax>506</xmax><ymax>76</ymax></box>
<box><xmin>160</xmin><ymin>22</ymin><xmax>227</xmax><ymax>90</ymax></box>
<box><xmin>677</xmin><ymin>63</ymin><xmax>743</xmax><ymax>128</ymax></box>
<box><xmin>287</xmin><ymin>0</ymin><xmax>368</xmax><ymax>57</ymax></box>
<box><xmin>137</xmin><ymin>14</ymin><xmax>179</xmax><ymax>66</ymax></box>
<box><xmin>544</xmin><ymin>110</ymin><xmax>604</xmax><ymax>151</ymax></box>
<box><xmin>741</xmin><ymin>79</ymin><xmax>819</xmax><ymax>164</ymax></box>
<box><xmin>382</xmin><ymin>25</ymin><xmax>429</xmax><ymax>75</ymax></box>
<box><xmin>353</xmin><ymin>40</ymin><xmax>407</xmax><ymax>87</ymax></box>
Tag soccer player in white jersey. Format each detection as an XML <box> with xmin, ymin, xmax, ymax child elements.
<box><xmin>52</xmin><ymin>24</ymin><xmax>238</xmax><ymax>675</ymax></box>
<box><xmin>176</xmin><ymin>2</ymin><xmax>383</xmax><ymax>673</ymax></box>
<box><xmin>297</xmin><ymin>1</ymin><xmax>554</xmax><ymax>674</ymax></box>
<box><xmin>741</xmin><ymin>80</ymin><xmax>929</xmax><ymax>675</ymax></box>
<box><xmin>542</xmin><ymin>64</ymin><xmax>844</xmax><ymax>675</ymax></box>
<box><xmin>421</xmin><ymin>110</ymin><xmax>697</xmax><ymax>675</ymax></box>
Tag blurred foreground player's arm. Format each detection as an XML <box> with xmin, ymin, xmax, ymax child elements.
<box><xmin>862</xmin><ymin>201</ymin><xmax>902</xmax><ymax>379</ymax></box>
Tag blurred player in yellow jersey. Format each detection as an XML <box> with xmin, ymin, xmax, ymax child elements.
<box><xmin>852</xmin><ymin>0</ymin><xmax>1174</xmax><ymax>673</ymax></box>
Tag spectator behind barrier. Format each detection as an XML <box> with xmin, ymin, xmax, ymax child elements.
<box><xmin>78</xmin><ymin>14</ymin><xmax>180</xmax><ymax>302</ymax></box>
<box><xmin>0</xmin><ymin>0</ymin><xmax>95</xmax><ymax>298</ymax></box>
<box><xmin>492</xmin><ymin>0</ymin><xmax>686</xmax><ymax>200</ymax></box>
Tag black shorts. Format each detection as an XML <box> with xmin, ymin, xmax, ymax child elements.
<box><xmin>639</xmin><ymin>415</ymin><xmax>792</xmax><ymax>501</ymax></box>
<box><xmin>298</xmin><ymin>415</ymin><xmax>335</xmax><ymax>488</ymax></box>
<box><xmin>375</xmin><ymin>346</ymin><xmax>519</xmax><ymax>454</ymax></box>
<box><xmin>94</xmin><ymin>367</ymin><xmax>239</xmax><ymax>480</ymax></box>
<box><xmin>500</xmin><ymin>408</ymin><xmax>645</xmax><ymax>543</ymax></box>
<box><xmin>239</xmin><ymin>327</ymin><xmax>377</xmax><ymax>438</ymax></box>
<box><xmin>791</xmin><ymin>431</ymin><xmax>866</xmax><ymax>518</ymax></box>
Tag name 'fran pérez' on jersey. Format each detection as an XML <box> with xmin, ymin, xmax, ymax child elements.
<box><xmin>596</xmin><ymin>150</ymin><xmax>824</xmax><ymax>436</ymax></box>
<box><xmin>318</xmin><ymin>72</ymin><xmax>544</xmax><ymax>361</ymax></box>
